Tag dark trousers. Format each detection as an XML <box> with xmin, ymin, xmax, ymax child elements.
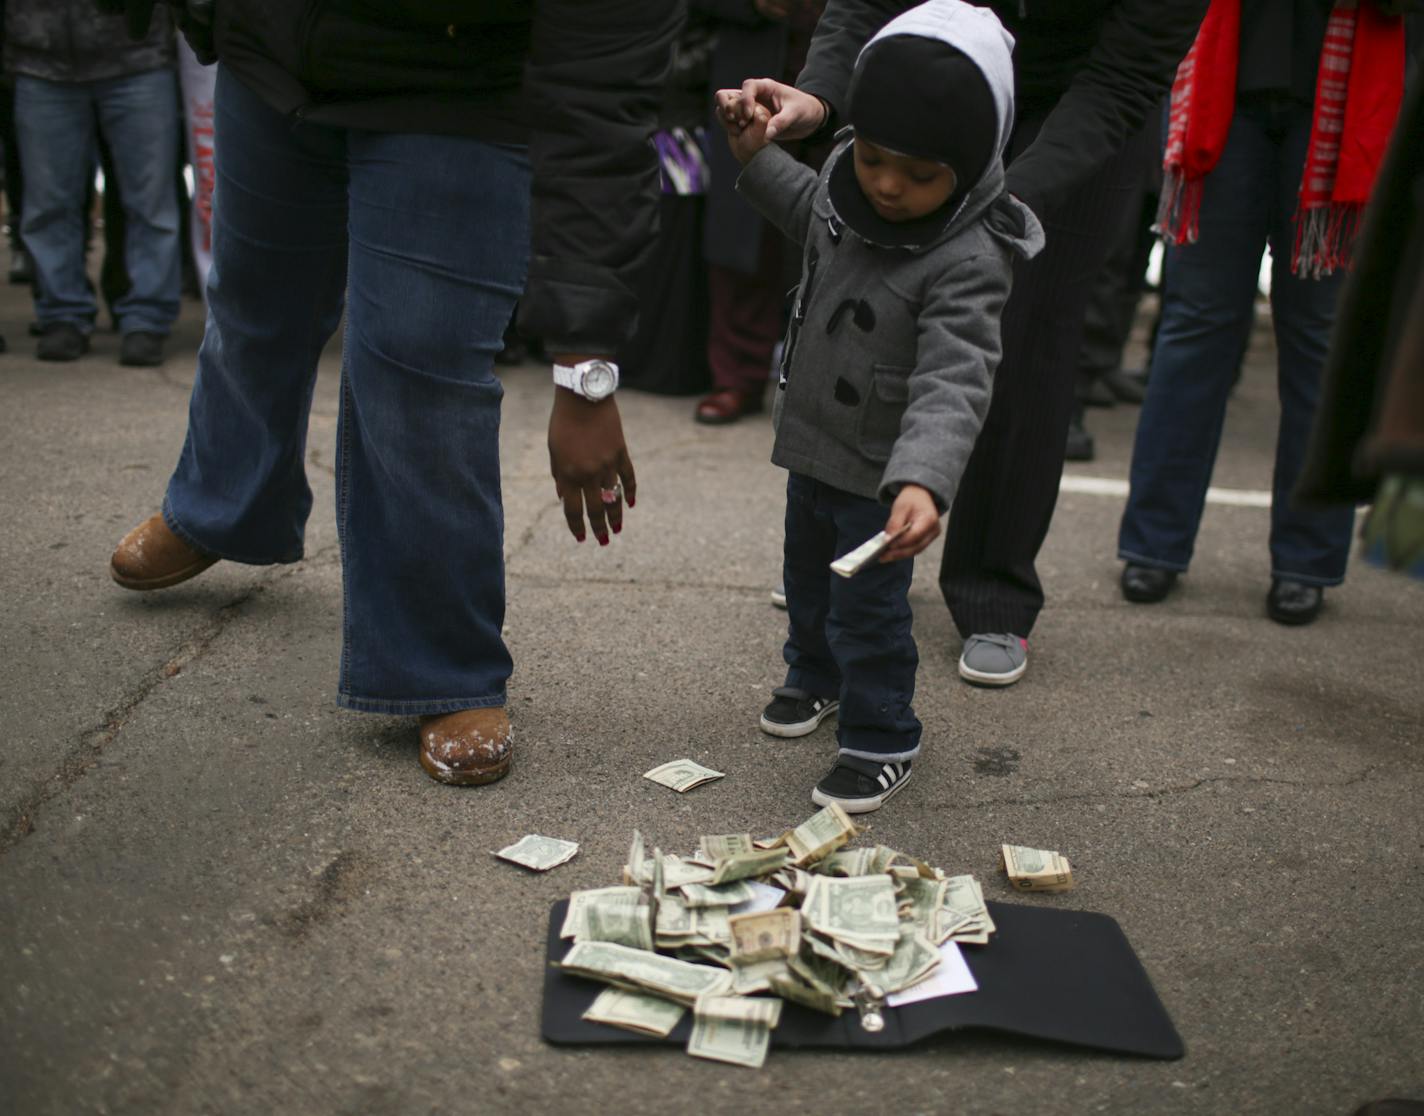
<box><xmin>707</xmin><ymin>223</ymin><xmax>784</xmax><ymax>394</ymax></box>
<box><xmin>782</xmin><ymin>473</ymin><xmax>921</xmax><ymax>761</ymax></box>
<box><xmin>938</xmin><ymin>109</ymin><xmax>1146</xmax><ymax>638</ymax></box>
<box><xmin>1076</xmin><ymin>117</ymin><xmax>1160</xmax><ymax>386</ymax></box>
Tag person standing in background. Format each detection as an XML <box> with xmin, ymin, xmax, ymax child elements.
<box><xmin>695</xmin><ymin>0</ymin><xmax>827</xmax><ymax>425</ymax></box>
<box><xmin>4</xmin><ymin>0</ymin><xmax>179</xmax><ymax>366</ymax></box>
<box><xmin>1118</xmin><ymin>0</ymin><xmax>1410</xmax><ymax>625</ymax></box>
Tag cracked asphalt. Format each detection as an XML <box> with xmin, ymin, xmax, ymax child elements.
<box><xmin>2</xmin><ymin>281</ymin><xmax>1421</xmax><ymax>1116</ymax></box>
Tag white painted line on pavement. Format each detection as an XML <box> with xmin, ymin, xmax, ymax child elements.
<box><xmin>1060</xmin><ymin>475</ymin><xmax>1273</xmax><ymax>508</ymax></box>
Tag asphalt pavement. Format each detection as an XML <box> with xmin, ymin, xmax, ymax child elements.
<box><xmin>1</xmin><ymin>280</ymin><xmax>1421</xmax><ymax>1116</ymax></box>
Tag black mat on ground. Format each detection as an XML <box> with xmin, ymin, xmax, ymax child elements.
<box><xmin>541</xmin><ymin>899</ymin><xmax>1183</xmax><ymax>1059</ymax></box>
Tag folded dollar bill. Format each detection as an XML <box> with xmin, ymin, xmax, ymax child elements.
<box><xmin>494</xmin><ymin>834</ymin><xmax>578</xmax><ymax>871</ymax></box>
<box><xmin>686</xmin><ymin>1011</ymin><xmax>771</xmax><ymax>1069</ymax></box>
<box><xmin>643</xmin><ymin>759</ymin><xmax>725</xmax><ymax>793</ymax></box>
<box><xmin>582</xmin><ymin>987</ymin><xmax>686</xmax><ymax>1037</ymax></box>
<box><xmin>559</xmin><ymin>940</ymin><xmax>733</xmax><ymax>1005</ymax></box>
<box><xmin>830</xmin><ymin>527</ymin><xmax>907</xmax><ymax>578</ymax></box>
<box><xmin>1001</xmin><ymin>844</ymin><xmax>1075</xmax><ymax>893</ymax></box>
<box><xmin>728</xmin><ymin>908</ymin><xmax>801</xmax><ymax>963</ymax></box>
<box><xmin>785</xmin><ymin>802</ymin><xmax>858</xmax><ymax>865</ymax></box>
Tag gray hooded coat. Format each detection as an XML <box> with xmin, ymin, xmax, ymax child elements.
<box><xmin>736</xmin><ymin>0</ymin><xmax>1044</xmax><ymax>510</ymax></box>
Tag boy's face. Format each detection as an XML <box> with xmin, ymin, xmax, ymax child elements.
<box><xmin>851</xmin><ymin>137</ymin><xmax>958</xmax><ymax>222</ymax></box>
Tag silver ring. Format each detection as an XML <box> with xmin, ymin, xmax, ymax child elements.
<box><xmin>599</xmin><ymin>484</ymin><xmax>622</xmax><ymax>505</ymax></box>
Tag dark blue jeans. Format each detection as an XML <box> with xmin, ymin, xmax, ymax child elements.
<box><xmin>15</xmin><ymin>70</ymin><xmax>181</xmax><ymax>335</ymax></box>
<box><xmin>1119</xmin><ymin>94</ymin><xmax>1354</xmax><ymax>585</ymax></box>
<box><xmin>164</xmin><ymin>70</ymin><xmax>530</xmax><ymax>713</ymax></box>
<box><xmin>782</xmin><ymin>474</ymin><xmax>920</xmax><ymax>761</ymax></box>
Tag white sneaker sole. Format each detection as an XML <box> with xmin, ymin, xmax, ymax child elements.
<box><xmin>958</xmin><ymin>654</ymin><xmax>1027</xmax><ymax>687</ymax></box>
<box><xmin>811</xmin><ymin>770</ymin><xmax>912</xmax><ymax>814</ymax></box>
<box><xmin>759</xmin><ymin>701</ymin><xmax>839</xmax><ymax>738</ymax></box>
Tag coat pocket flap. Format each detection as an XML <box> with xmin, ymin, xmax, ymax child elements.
<box><xmin>871</xmin><ymin>365</ymin><xmax>912</xmax><ymax>403</ymax></box>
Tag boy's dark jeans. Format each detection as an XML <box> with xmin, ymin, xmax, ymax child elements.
<box><xmin>781</xmin><ymin>473</ymin><xmax>921</xmax><ymax>762</ymax></box>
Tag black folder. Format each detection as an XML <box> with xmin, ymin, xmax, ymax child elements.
<box><xmin>541</xmin><ymin>899</ymin><xmax>1183</xmax><ymax>1059</ymax></box>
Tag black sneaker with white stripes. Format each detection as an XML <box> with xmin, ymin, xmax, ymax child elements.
<box><xmin>811</xmin><ymin>755</ymin><xmax>913</xmax><ymax>814</ymax></box>
<box><xmin>758</xmin><ymin>686</ymin><xmax>839</xmax><ymax>738</ymax></box>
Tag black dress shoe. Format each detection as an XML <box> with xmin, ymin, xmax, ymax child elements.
<box><xmin>1103</xmin><ymin>367</ymin><xmax>1148</xmax><ymax>404</ymax></box>
<box><xmin>1065</xmin><ymin>402</ymin><xmax>1095</xmax><ymax>461</ymax></box>
<box><xmin>1078</xmin><ymin>376</ymin><xmax>1117</xmax><ymax>408</ymax></box>
<box><xmin>119</xmin><ymin>331</ymin><xmax>165</xmax><ymax>367</ymax></box>
<box><xmin>1266</xmin><ymin>579</ymin><xmax>1323</xmax><ymax>625</ymax></box>
<box><xmin>36</xmin><ymin>322</ymin><xmax>89</xmax><ymax>362</ymax></box>
<box><xmin>8</xmin><ymin>246</ymin><xmax>34</xmax><ymax>285</ymax></box>
<box><xmin>1121</xmin><ymin>563</ymin><xmax>1178</xmax><ymax>603</ymax></box>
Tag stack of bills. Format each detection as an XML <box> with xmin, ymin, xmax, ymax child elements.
<box><xmin>1001</xmin><ymin>844</ymin><xmax>1075</xmax><ymax>893</ymax></box>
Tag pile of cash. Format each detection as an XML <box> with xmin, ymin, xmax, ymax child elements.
<box><xmin>556</xmin><ymin>803</ymin><xmax>996</xmax><ymax>1068</ymax></box>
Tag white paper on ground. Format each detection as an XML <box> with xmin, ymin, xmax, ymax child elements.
<box><xmin>729</xmin><ymin>882</ymin><xmax>785</xmax><ymax>916</ymax></box>
<box><xmin>885</xmin><ymin>941</ymin><xmax>978</xmax><ymax>1007</ymax></box>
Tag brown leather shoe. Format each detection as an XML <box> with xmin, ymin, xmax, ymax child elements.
<box><xmin>694</xmin><ymin>386</ymin><xmax>764</xmax><ymax>425</ymax></box>
<box><xmin>419</xmin><ymin>707</ymin><xmax>513</xmax><ymax>785</ymax></box>
<box><xmin>110</xmin><ymin>514</ymin><xmax>219</xmax><ymax>590</ymax></box>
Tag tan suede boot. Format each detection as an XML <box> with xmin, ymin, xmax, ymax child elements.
<box><xmin>418</xmin><ymin>707</ymin><xmax>513</xmax><ymax>785</ymax></box>
<box><xmin>110</xmin><ymin>514</ymin><xmax>219</xmax><ymax>590</ymax></box>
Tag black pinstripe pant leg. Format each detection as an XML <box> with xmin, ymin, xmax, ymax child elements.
<box><xmin>939</xmin><ymin>112</ymin><xmax>1148</xmax><ymax>640</ymax></box>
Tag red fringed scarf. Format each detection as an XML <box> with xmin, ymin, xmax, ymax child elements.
<box><xmin>1155</xmin><ymin>0</ymin><xmax>1405</xmax><ymax>279</ymax></box>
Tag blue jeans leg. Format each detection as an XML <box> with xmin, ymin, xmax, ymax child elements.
<box><xmin>782</xmin><ymin>475</ymin><xmax>920</xmax><ymax>761</ymax></box>
<box><xmin>1264</xmin><ymin>117</ymin><xmax>1353</xmax><ymax>585</ymax></box>
<box><xmin>335</xmin><ymin>131</ymin><xmax>529</xmax><ymax>713</ymax></box>
<box><xmin>164</xmin><ymin>68</ymin><xmax>348</xmax><ymax>565</ymax></box>
<box><xmin>1120</xmin><ymin>96</ymin><xmax>1353</xmax><ymax>583</ymax></box>
<box><xmin>782</xmin><ymin>474</ymin><xmax>843</xmax><ymax>702</ymax></box>
<box><xmin>14</xmin><ymin>76</ymin><xmax>99</xmax><ymax>330</ymax></box>
<box><xmin>95</xmin><ymin>68</ymin><xmax>182</xmax><ymax>335</ymax></box>
<box><xmin>165</xmin><ymin>70</ymin><xmax>530</xmax><ymax>712</ymax></box>
<box><xmin>1119</xmin><ymin>105</ymin><xmax>1282</xmax><ymax>573</ymax></box>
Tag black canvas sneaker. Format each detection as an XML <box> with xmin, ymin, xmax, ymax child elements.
<box><xmin>811</xmin><ymin>755</ymin><xmax>913</xmax><ymax>814</ymax></box>
<box><xmin>758</xmin><ymin>686</ymin><xmax>838</xmax><ymax>738</ymax></box>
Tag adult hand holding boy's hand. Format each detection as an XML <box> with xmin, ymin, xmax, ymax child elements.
<box><xmin>721</xmin><ymin>79</ymin><xmax>827</xmax><ymax>142</ymax></box>
<box><xmin>881</xmin><ymin>484</ymin><xmax>942</xmax><ymax>563</ymax></box>
<box><xmin>715</xmin><ymin>91</ymin><xmax>773</xmax><ymax>164</ymax></box>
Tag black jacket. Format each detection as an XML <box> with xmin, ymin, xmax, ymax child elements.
<box><xmin>797</xmin><ymin>0</ymin><xmax>1208</xmax><ymax>220</ymax></box>
<box><xmin>207</xmin><ymin>0</ymin><xmax>681</xmax><ymax>354</ymax></box>
<box><xmin>4</xmin><ymin>0</ymin><xmax>172</xmax><ymax>83</ymax></box>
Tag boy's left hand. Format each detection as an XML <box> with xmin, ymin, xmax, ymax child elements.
<box><xmin>881</xmin><ymin>484</ymin><xmax>942</xmax><ymax>562</ymax></box>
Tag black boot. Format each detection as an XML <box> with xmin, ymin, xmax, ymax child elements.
<box><xmin>1064</xmin><ymin>401</ymin><xmax>1095</xmax><ymax>462</ymax></box>
<box><xmin>1266</xmin><ymin>579</ymin><xmax>1323</xmax><ymax>625</ymax></box>
<box><xmin>1121</xmin><ymin>563</ymin><xmax>1178</xmax><ymax>603</ymax></box>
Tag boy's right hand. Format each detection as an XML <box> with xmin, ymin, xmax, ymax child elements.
<box><xmin>715</xmin><ymin>90</ymin><xmax>772</xmax><ymax>164</ymax></box>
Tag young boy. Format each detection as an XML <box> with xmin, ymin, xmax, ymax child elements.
<box><xmin>717</xmin><ymin>0</ymin><xmax>1042</xmax><ymax>812</ymax></box>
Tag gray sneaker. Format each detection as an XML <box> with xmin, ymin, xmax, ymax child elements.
<box><xmin>770</xmin><ymin>582</ymin><xmax>788</xmax><ymax>609</ymax></box>
<box><xmin>958</xmin><ymin>633</ymin><xmax>1028</xmax><ymax>687</ymax></box>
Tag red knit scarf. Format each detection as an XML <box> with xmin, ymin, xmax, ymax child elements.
<box><xmin>1155</xmin><ymin>0</ymin><xmax>1405</xmax><ymax>278</ymax></box>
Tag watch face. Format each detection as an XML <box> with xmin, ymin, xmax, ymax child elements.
<box><xmin>582</xmin><ymin>361</ymin><xmax>615</xmax><ymax>398</ymax></box>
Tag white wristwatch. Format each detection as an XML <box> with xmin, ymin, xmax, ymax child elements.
<box><xmin>552</xmin><ymin>358</ymin><xmax>619</xmax><ymax>402</ymax></box>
